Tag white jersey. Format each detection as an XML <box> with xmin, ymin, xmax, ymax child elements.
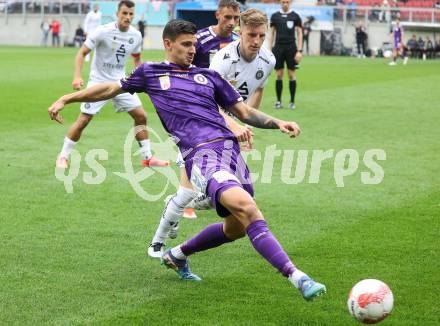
<box><xmin>84</xmin><ymin>22</ymin><xmax>142</xmax><ymax>82</ymax></box>
<box><xmin>209</xmin><ymin>40</ymin><xmax>276</xmax><ymax>102</ymax></box>
<box><xmin>84</xmin><ymin>10</ymin><xmax>102</xmax><ymax>35</ymax></box>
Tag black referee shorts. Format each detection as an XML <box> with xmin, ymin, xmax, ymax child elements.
<box><xmin>273</xmin><ymin>43</ymin><xmax>298</xmax><ymax>70</ymax></box>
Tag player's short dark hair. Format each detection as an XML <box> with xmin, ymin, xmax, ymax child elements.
<box><xmin>162</xmin><ymin>19</ymin><xmax>197</xmax><ymax>41</ymax></box>
<box><xmin>118</xmin><ymin>0</ymin><xmax>135</xmax><ymax>10</ymax></box>
<box><xmin>218</xmin><ymin>0</ymin><xmax>240</xmax><ymax>10</ymax></box>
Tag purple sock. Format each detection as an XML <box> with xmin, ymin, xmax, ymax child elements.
<box><xmin>246</xmin><ymin>220</ymin><xmax>296</xmax><ymax>277</ymax></box>
<box><xmin>181</xmin><ymin>223</ymin><xmax>233</xmax><ymax>256</ymax></box>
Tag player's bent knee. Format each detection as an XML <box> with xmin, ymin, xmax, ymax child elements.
<box><xmin>129</xmin><ymin>107</ymin><xmax>146</xmax><ymax>122</ymax></box>
<box><xmin>135</xmin><ymin>117</ymin><xmax>147</xmax><ymax>126</ymax></box>
<box><xmin>133</xmin><ymin>113</ymin><xmax>147</xmax><ymax>125</ymax></box>
<box><xmin>232</xmin><ymin>201</ymin><xmax>261</xmax><ymax>221</ymax></box>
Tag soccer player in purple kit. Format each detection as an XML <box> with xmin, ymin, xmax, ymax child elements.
<box><xmin>389</xmin><ymin>18</ymin><xmax>408</xmax><ymax>66</ymax></box>
<box><xmin>152</xmin><ymin>0</ymin><xmax>241</xmax><ymax>223</ymax></box>
<box><xmin>147</xmin><ymin>8</ymin><xmax>273</xmax><ymax>258</ymax></box>
<box><xmin>47</xmin><ymin>19</ymin><xmax>326</xmax><ymax>301</ymax></box>
<box><xmin>192</xmin><ymin>0</ymin><xmax>241</xmax><ymax>68</ymax></box>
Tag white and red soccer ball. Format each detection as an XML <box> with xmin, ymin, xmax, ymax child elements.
<box><xmin>347</xmin><ymin>279</ymin><xmax>394</xmax><ymax>324</ymax></box>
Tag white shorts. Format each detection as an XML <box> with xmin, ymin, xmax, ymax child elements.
<box><xmin>80</xmin><ymin>81</ymin><xmax>142</xmax><ymax>115</ymax></box>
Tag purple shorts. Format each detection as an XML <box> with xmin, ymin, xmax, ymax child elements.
<box><xmin>184</xmin><ymin>139</ymin><xmax>254</xmax><ymax>217</ymax></box>
<box><xmin>393</xmin><ymin>38</ymin><xmax>401</xmax><ymax>49</ymax></box>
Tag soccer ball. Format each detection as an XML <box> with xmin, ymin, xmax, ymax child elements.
<box><xmin>347</xmin><ymin>279</ymin><xmax>394</xmax><ymax>324</ymax></box>
<box><xmin>383</xmin><ymin>50</ymin><xmax>392</xmax><ymax>58</ymax></box>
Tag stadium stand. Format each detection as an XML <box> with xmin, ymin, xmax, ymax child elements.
<box><xmin>0</xmin><ymin>0</ymin><xmax>439</xmax><ymax>57</ymax></box>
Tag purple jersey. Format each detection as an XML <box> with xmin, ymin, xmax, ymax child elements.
<box><xmin>193</xmin><ymin>27</ymin><xmax>239</xmax><ymax>68</ymax></box>
<box><xmin>393</xmin><ymin>25</ymin><xmax>403</xmax><ymax>47</ymax></box>
<box><xmin>119</xmin><ymin>61</ymin><xmax>242</xmax><ymax>156</ymax></box>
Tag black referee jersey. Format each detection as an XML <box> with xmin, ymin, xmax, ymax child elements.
<box><xmin>270</xmin><ymin>10</ymin><xmax>302</xmax><ymax>46</ymax></box>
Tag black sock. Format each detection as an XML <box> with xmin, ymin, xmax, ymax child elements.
<box><xmin>289</xmin><ymin>80</ymin><xmax>297</xmax><ymax>104</ymax></box>
<box><xmin>275</xmin><ymin>80</ymin><xmax>282</xmax><ymax>101</ymax></box>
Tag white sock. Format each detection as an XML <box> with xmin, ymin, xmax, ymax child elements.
<box><xmin>60</xmin><ymin>137</ymin><xmax>77</xmax><ymax>158</ymax></box>
<box><xmin>171</xmin><ymin>245</ymin><xmax>186</xmax><ymax>260</ymax></box>
<box><xmin>288</xmin><ymin>269</ymin><xmax>307</xmax><ymax>289</ymax></box>
<box><xmin>139</xmin><ymin>139</ymin><xmax>152</xmax><ymax>160</ymax></box>
<box><xmin>151</xmin><ymin>187</ymin><xmax>198</xmax><ymax>244</ymax></box>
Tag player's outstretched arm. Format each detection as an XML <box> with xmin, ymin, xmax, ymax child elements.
<box><xmin>72</xmin><ymin>45</ymin><xmax>91</xmax><ymax>90</ymax></box>
<box><xmin>219</xmin><ymin>110</ymin><xmax>253</xmax><ymax>149</ymax></box>
<box><xmin>48</xmin><ymin>82</ymin><xmax>125</xmax><ymax>124</ymax></box>
<box><xmin>228</xmin><ymin>101</ymin><xmax>301</xmax><ymax>138</ymax></box>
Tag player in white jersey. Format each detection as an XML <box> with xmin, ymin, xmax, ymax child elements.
<box><xmin>210</xmin><ymin>35</ymin><xmax>275</xmax><ymax>110</ymax></box>
<box><xmin>55</xmin><ymin>1</ymin><xmax>168</xmax><ymax>169</ymax></box>
<box><xmin>84</xmin><ymin>4</ymin><xmax>102</xmax><ymax>62</ymax></box>
<box><xmin>84</xmin><ymin>4</ymin><xmax>102</xmax><ymax>36</ymax></box>
<box><xmin>148</xmin><ymin>9</ymin><xmax>274</xmax><ymax>258</ymax></box>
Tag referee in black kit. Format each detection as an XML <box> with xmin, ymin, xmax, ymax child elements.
<box><xmin>268</xmin><ymin>0</ymin><xmax>303</xmax><ymax>110</ymax></box>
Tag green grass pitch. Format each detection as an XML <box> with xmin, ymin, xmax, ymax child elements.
<box><xmin>0</xmin><ymin>46</ymin><xmax>439</xmax><ymax>325</ymax></box>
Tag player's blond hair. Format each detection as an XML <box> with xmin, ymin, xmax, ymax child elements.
<box><xmin>240</xmin><ymin>9</ymin><xmax>268</xmax><ymax>28</ymax></box>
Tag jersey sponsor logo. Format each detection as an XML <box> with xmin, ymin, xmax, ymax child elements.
<box><xmin>194</xmin><ymin>74</ymin><xmax>208</xmax><ymax>85</ymax></box>
<box><xmin>173</xmin><ymin>73</ymin><xmax>189</xmax><ymax>78</ymax></box>
<box><xmin>237</xmin><ymin>82</ymin><xmax>249</xmax><ymax>101</ymax></box>
<box><xmin>103</xmin><ymin>62</ymin><xmax>124</xmax><ymax>69</ymax></box>
<box><xmin>116</xmin><ymin>44</ymin><xmax>126</xmax><ymax>63</ymax></box>
<box><xmin>286</xmin><ymin>21</ymin><xmax>294</xmax><ymax>29</ymax></box>
<box><xmin>255</xmin><ymin>69</ymin><xmax>264</xmax><ymax>80</ymax></box>
<box><xmin>159</xmin><ymin>75</ymin><xmax>171</xmax><ymax>90</ymax></box>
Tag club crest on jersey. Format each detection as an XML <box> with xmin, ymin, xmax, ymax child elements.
<box><xmin>256</xmin><ymin>69</ymin><xmax>264</xmax><ymax>80</ymax></box>
<box><xmin>286</xmin><ymin>21</ymin><xmax>294</xmax><ymax>29</ymax></box>
<box><xmin>194</xmin><ymin>74</ymin><xmax>208</xmax><ymax>85</ymax></box>
<box><xmin>159</xmin><ymin>75</ymin><xmax>171</xmax><ymax>90</ymax></box>
<box><xmin>84</xmin><ymin>103</ymin><xmax>91</xmax><ymax>109</ymax></box>
<box><xmin>129</xmin><ymin>38</ymin><xmax>134</xmax><ymax>44</ymax></box>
